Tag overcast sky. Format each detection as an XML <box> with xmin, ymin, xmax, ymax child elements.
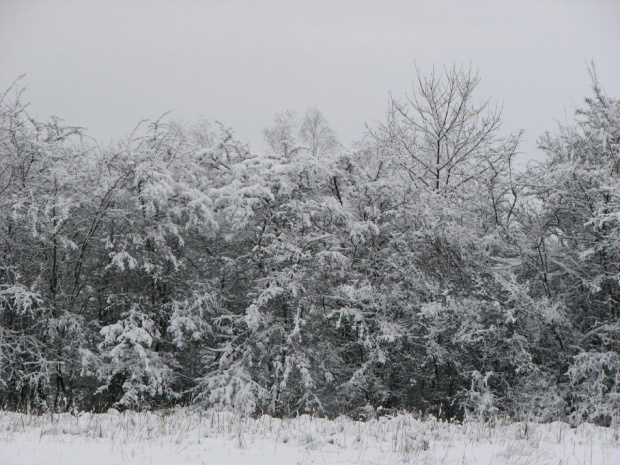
<box><xmin>1</xmin><ymin>0</ymin><xmax>619</xmax><ymax>164</ymax></box>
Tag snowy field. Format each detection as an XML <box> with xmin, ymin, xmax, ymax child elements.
<box><xmin>1</xmin><ymin>409</ymin><xmax>619</xmax><ymax>465</ymax></box>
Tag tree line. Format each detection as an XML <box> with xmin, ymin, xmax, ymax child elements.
<box><xmin>1</xmin><ymin>65</ymin><xmax>619</xmax><ymax>425</ymax></box>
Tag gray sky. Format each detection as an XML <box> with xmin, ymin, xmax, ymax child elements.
<box><xmin>1</xmin><ymin>0</ymin><xmax>619</xmax><ymax>164</ymax></box>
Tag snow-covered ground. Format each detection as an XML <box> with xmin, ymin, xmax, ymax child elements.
<box><xmin>1</xmin><ymin>409</ymin><xmax>619</xmax><ymax>465</ymax></box>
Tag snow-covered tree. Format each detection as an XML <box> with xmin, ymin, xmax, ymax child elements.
<box><xmin>521</xmin><ymin>67</ymin><xmax>620</xmax><ymax>424</ymax></box>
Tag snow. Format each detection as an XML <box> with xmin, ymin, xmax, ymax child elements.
<box><xmin>1</xmin><ymin>409</ymin><xmax>618</xmax><ymax>465</ymax></box>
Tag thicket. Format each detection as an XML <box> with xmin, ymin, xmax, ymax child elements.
<box><xmin>1</xmin><ymin>66</ymin><xmax>619</xmax><ymax>426</ymax></box>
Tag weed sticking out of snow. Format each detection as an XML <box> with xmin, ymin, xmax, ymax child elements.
<box><xmin>0</xmin><ymin>409</ymin><xmax>619</xmax><ymax>464</ymax></box>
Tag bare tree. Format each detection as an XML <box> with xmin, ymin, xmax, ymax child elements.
<box><xmin>371</xmin><ymin>64</ymin><xmax>515</xmax><ymax>194</ymax></box>
<box><xmin>299</xmin><ymin>108</ymin><xmax>338</xmax><ymax>157</ymax></box>
<box><xmin>263</xmin><ymin>110</ymin><xmax>299</xmax><ymax>158</ymax></box>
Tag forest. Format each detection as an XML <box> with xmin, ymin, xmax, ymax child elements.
<box><xmin>1</xmin><ymin>65</ymin><xmax>619</xmax><ymax>427</ymax></box>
